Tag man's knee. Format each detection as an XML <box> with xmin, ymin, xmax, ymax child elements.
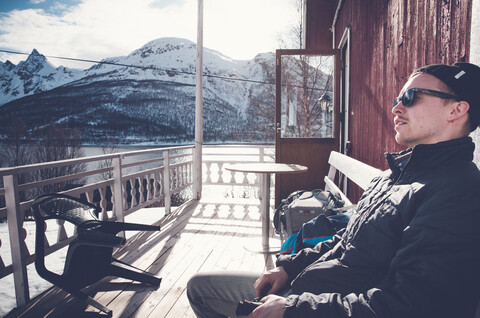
<box><xmin>187</xmin><ymin>271</ymin><xmax>261</xmax><ymax>318</ymax></box>
<box><xmin>187</xmin><ymin>272</ymin><xmax>205</xmax><ymax>300</ymax></box>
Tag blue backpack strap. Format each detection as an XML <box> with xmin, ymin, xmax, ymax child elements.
<box><xmin>279</xmin><ymin>232</ymin><xmax>299</xmax><ymax>255</ymax></box>
<box><xmin>295</xmin><ymin>214</ymin><xmax>335</xmax><ymax>252</ymax></box>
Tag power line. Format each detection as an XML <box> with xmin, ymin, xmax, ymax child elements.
<box><xmin>0</xmin><ymin>49</ymin><xmax>275</xmax><ymax>86</ymax></box>
<box><xmin>1</xmin><ymin>49</ymin><xmax>332</xmax><ymax>93</ymax></box>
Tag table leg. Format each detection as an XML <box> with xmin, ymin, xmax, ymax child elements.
<box><xmin>244</xmin><ymin>172</ymin><xmax>280</xmax><ymax>255</ymax></box>
<box><xmin>261</xmin><ymin>172</ymin><xmax>270</xmax><ymax>252</ymax></box>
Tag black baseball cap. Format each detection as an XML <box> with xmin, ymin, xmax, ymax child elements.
<box><xmin>416</xmin><ymin>62</ymin><xmax>480</xmax><ymax>131</ymax></box>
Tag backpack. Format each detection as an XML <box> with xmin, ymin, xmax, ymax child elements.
<box><xmin>278</xmin><ymin>207</ymin><xmax>355</xmax><ymax>255</ymax></box>
<box><xmin>273</xmin><ymin>189</ymin><xmax>344</xmax><ymax>237</ymax></box>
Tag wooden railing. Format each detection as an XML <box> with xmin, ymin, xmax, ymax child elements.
<box><xmin>0</xmin><ymin>144</ymin><xmax>274</xmax><ymax>313</ymax></box>
<box><xmin>0</xmin><ymin>145</ymin><xmax>194</xmax><ymax>309</ymax></box>
<box><xmin>202</xmin><ymin>145</ymin><xmax>275</xmax><ymax>199</ymax></box>
<box><xmin>202</xmin><ymin>145</ymin><xmax>275</xmax><ymax>185</ymax></box>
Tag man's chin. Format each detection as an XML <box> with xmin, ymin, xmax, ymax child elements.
<box><xmin>395</xmin><ymin>134</ymin><xmax>412</xmax><ymax>147</ymax></box>
<box><xmin>394</xmin><ymin>134</ymin><xmax>403</xmax><ymax>145</ymax></box>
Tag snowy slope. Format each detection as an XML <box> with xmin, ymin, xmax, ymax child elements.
<box><xmin>0</xmin><ymin>38</ymin><xmax>277</xmax><ymax>144</ymax></box>
<box><xmin>0</xmin><ymin>49</ymin><xmax>83</xmax><ymax>105</ymax></box>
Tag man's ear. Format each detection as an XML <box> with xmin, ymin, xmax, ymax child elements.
<box><xmin>447</xmin><ymin>100</ymin><xmax>470</xmax><ymax>121</ymax></box>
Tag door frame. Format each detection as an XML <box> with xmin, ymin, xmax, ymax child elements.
<box><xmin>338</xmin><ymin>27</ymin><xmax>351</xmax><ymax>195</ymax></box>
<box><xmin>339</xmin><ymin>27</ymin><xmax>351</xmax><ymax>156</ymax></box>
<box><xmin>274</xmin><ymin>49</ymin><xmax>341</xmax><ymax>207</ymax></box>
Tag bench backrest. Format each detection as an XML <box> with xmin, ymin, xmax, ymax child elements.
<box><xmin>324</xmin><ymin>151</ymin><xmax>382</xmax><ymax>205</ymax></box>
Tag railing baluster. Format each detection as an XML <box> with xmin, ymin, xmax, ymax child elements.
<box><xmin>155</xmin><ymin>171</ymin><xmax>161</xmax><ymax>199</ymax></box>
<box><xmin>229</xmin><ymin>168</ymin><xmax>236</xmax><ymax>184</ymax></box>
<box><xmin>129</xmin><ymin>177</ymin><xmax>137</xmax><ymax>208</ymax></box>
<box><xmin>175</xmin><ymin>166</ymin><xmax>179</xmax><ymax>188</ymax></box>
<box><xmin>218</xmin><ymin>163</ymin><xmax>224</xmax><ymax>183</ymax></box>
<box><xmin>205</xmin><ymin>162</ymin><xmax>212</xmax><ymax>184</ymax></box>
<box><xmin>242</xmin><ymin>172</ymin><xmax>249</xmax><ymax>185</ymax></box>
<box><xmin>176</xmin><ymin>166</ymin><xmax>181</xmax><ymax>188</ymax></box>
<box><xmin>138</xmin><ymin>176</ymin><xmax>144</xmax><ymax>205</ymax></box>
<box><xmin>146</xmin><ymin>172</ymin><xmax>152</xmax><ymax>201</ymax></box>
<box><xmin>180</xmin><ymin>165</ymin><xmax>185</xmax><ymax>187</ymax></box>
<box><xmin>99</xmin><ymin>187</ymin><xmax>108</xmax><ymax>220</ymax></box>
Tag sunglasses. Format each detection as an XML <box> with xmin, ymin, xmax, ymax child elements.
<box><xmin>393</xmin><ymin>88</ymin><xmax>459</xmax><ymax>107</ymax></box>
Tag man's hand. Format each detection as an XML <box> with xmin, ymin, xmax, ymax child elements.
<box><xmin>246</xmin><ymin>295</ymin><xmax>286</xmax><ymax>318</ymax></box>
<box><xmin>253</xmin><ymin>266</ymin><xmax>289</xmax><ymax>298</ymax></box>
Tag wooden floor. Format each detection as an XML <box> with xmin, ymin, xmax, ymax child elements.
<box><xmin>6</xmin><ymin>197</ymin><xmax>279</xmax><ymax>318</ymax></box>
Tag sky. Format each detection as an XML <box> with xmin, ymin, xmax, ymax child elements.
<box><xmin>0</xmin><ymin>0</ymin><xmax>298</xmax><ymax>69</ymax></box>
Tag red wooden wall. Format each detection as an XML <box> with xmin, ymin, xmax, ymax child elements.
<box><xmin>305</xmin><ymin>0</ymin><xmax>335</xmax><ymax>50</ymax></box>
<box><xmin>306</xmin><ymin>0</ymin><xmax>472</xmax><ymax>200</ymax></box>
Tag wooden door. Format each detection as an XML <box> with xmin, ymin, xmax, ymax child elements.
<box><xmin>275</xmin><ymin>49</ymin><xmax>340</xmax><ymax>207</ymax></box>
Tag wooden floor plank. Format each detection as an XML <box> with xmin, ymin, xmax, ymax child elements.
<box><xmin>5</xmin><ymin>198</ymin><xmax>280</xmax><ymax>318</ymax></box>
<box><xmin>126</xmin><ymin>205</ymin><xmax>217</xmax><ymax>317</ymax></box>
<box><xmin>130</xmin><ymin>202</ymin><xmax>231</xmax><ymax>317</ymax></box>
<box><xmin>44</xmin><ymin>202</ymin><xmax>201</xmax><ymax>317</ymax></box>
<box><xmin>81</xmin><ymin>200</ymin><xmax>204</xmax><ymax>316</ymax></box>
<box><xmin>145</xmin><ymin>201</ymin><xmax>254</xmax><ymax>317</ymax></box>
<box><xmin>162</xmin><ymin>202</ymin><xmax>258</xmax><ymax>318</ymax></box>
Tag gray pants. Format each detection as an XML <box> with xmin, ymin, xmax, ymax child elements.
<box><xmin>187</xmin><ymin>271</ymin><xmax>261</xmax><ymax>318</ymax></box>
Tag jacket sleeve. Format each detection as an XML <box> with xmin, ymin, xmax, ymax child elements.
<box><xmin>276</xmin><ymin>230</ymin><xmax>345</xmax><ymax>282</ymax></box>
<box><xmin>282</xmin><ymin>182</ymin><xmax>480</xmax><ymax>318</ymax></box>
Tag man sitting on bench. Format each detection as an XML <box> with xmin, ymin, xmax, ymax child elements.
<box><xmin>187</xmin><ymin>62</ymin><xmax>480</xmax><ymax>318</ymax></box>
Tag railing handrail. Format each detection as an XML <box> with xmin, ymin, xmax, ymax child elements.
<box><xmin>0</xmin><ymin>145</ymin><xmax>195</xmax><ymax>177</ymax></box>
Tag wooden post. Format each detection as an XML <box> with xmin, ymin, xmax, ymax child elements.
<box><xmin>112</xmin><ymin>155</ymin><xmax>125</xmax><ymax>224</ymax></box>
<box><xmin>193</xmin><ymin>0</ymin><xmax>204</xmax><ymax>200</ymax></box>
<box><xmin>163</xmin><ymin>150</ymin><xmax>171</xmax><ymax>215</ymax></box>
<box><xmin>4</xmin><ymin>174</ymin><xmax>29</xmax><ymax>307</ymax></box>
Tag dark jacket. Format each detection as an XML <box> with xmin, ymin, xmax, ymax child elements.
<box><xmin>276</xmin><ymin>137</ymin><xmax>480</xmax><ymax>318</ymax></box>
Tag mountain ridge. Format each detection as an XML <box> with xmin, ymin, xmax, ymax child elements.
<box><xmin>0</xmin><ymin>38</ymin><xmax>276</xmax><ymax>144</ymax></box>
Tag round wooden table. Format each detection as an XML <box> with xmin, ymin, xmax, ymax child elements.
<box><xmin>225</xmin><ymin>163</ymin><xmax>308</xmax><ymax>254</ymax></box>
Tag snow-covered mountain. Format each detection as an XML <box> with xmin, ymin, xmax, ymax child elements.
<box><xmin>0</xmin><ymin>49</ymin><xmax>83</xmax><ymax>105</ymax></box>
<box><xmin>0</xmin><ymin>38</ymin><xmax>276</xmax><ymax>144</ymax></box>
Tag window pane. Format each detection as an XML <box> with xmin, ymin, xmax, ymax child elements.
<box><xmin>280</xmin><ymin>54</ymin><xmax>334</xmax><ymax>138</ymax></box>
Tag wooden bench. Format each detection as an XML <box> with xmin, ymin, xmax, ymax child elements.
<box><xmin>322</xmin><ymin>151</ymin><xmax>480</xmax><ymax>318</ymax></box>
<box><xmin>323</xmin><ymin>151</ymin><xmax>382</xmax><ymax>205</ymax></box>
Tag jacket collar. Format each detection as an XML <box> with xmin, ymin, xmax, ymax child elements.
<box><xmin>384</xmin><ymin>137</ymin><xmax>475</xmax><ymax>181</ymax></box>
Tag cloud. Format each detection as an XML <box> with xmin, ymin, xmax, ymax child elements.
<box><xmin>0</xmin><ymin>0</ymin><xmax>296</xmax><ymax>68</ymax></box>
<box><xmin>204</xmin><ymin>0</ymin><xmax>297</xmax><ymax>58</ymax></box>
<box><xmin>30</xmin><ymin>0</ymin><xmax>46</xmax><ymax>4</ymax></box>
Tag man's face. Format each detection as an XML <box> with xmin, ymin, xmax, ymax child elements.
<box><xmin>392</xmin><ymin>73</ymin><xmax>455</xmax><ymax>147</ymax></box>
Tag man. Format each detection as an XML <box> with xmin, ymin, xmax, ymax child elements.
<box><xmin>187</xmin><ymin>62</ymin><xmax>480</xmax><ymax>318</ymax></box>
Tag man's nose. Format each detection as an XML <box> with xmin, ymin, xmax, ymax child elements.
<box><xmin>392</xmin><ymin>102</ymin><xmax>405</xmax><ymax>114</ymax></box>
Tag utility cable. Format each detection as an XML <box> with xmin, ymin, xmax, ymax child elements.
<box><xmin>0</xmin><ymin>49</ymin><xmax>331</xmax><ymax>93</ymax></box>
<box><xmin>0</xmin><ymin>49</ymin><xmax>275</xmax><ymax>86</ymax></box>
